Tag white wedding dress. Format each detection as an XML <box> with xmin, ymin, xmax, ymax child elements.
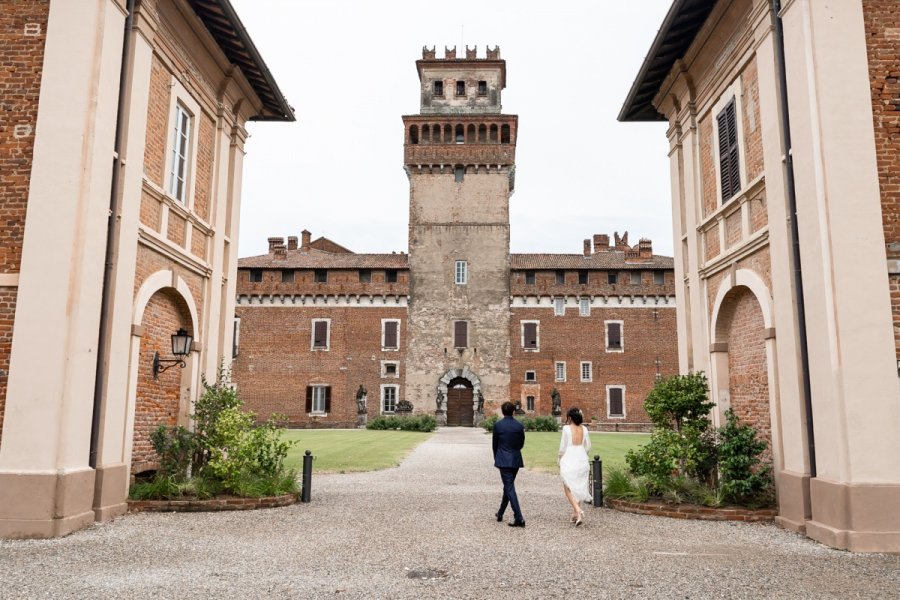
<box><xmin>558</xmin><ymin>424</ymin><xmax>592</xmax><ymax>502</ymax></box>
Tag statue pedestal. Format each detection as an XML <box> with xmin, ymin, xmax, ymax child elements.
<box><xmin>554</xmin><ymin>414</ymin><xmax>562</xmax><ymax>425</ymax></box>
<box><xmin>435</xmin><ymin>410</ymin><xmax>446</xmax><ymax>427</ymax></box>
<box><xmin>473</xmin><ymin>412</ymin><xmax>483</xmax><ymax>428</ymax></box>
<box><xmin>356</xmin><ymin>413</ymin><xmax>367</xmax><ymax>429</ymax></box>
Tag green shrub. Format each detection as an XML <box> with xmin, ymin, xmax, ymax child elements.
<box><xmin>481</xmin><ymin>415</ymin><xmax>500</xmax><ymax>432</ymax></box>
<box><xmin>366</xmin><ymin>414</ymin><xmax>436</xmax><ymax>432</ymax></box>
<box><xmin>718</xmin><ymin>408</ymin><xmax>772</xmax><ymax>505</ymax></box>
<box><xmin>603</xmin><ymin>467</ymin><xmax>637</xmax><ymax>499</ymax></box>
<box><xmin>149</xmin><ymin>424</ymin><xmax>194</xmax><ymax>482</ymax></box>
<box><xmin>129</xmin><ymin>474</ymin><xmax>181</xmax><ymax>500</ymax></box>
<box><xmin>519</xmin><ymin>415</ymin><xmax>559</xmax><ymax>432</ymax></box>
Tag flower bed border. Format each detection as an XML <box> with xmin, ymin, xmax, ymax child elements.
<box><xmin>606</xmin><ymin>498</ymin><xmax>777</xmax><ymax>522</ymax></box>
<box><xmin>128</xmin><ymin>493</ymin><xmax>298</xmax><ymax>513</ymax></box>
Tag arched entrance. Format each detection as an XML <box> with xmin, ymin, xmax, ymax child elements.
<box><xmin>446</xmin><ymin>377</ymin><xmax>474</xmax><ymax>427</ymax></box>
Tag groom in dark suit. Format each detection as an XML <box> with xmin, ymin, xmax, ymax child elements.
<box><xmin>492</xmin><ymin>401</ymin><xmax>526</xmax><ymax>527</ymax></box>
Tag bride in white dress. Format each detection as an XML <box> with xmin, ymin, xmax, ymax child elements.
<box><xmin>558</xmin><ymin>407</ymin><xmax>592</xmax><ymax>526</ymax></box>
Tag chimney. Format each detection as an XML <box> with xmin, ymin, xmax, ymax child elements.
<box><xmin>287</xmin><ymin>236</ymin><xmax>298</xmax><ymax>251</ymax></box>
<box><xmin>639</xmin><ymin>238</ymin><xmax>653</xmax><ymax>259</ymax></box>
<box><xmin>267</xmin><ymin>237</ymin><xmax>284</xmax><ymax>253</ymax></box>
<box><xmin>301</xmin><ymin>230</ymin><xmax>311</xmax><ymax>251</ymax></box>
<box><xmin>274</xmin><ymin>243</ymin><xmax>287</xmax><ymax>260</ymax></box>
<box><xmin>592</xmin><ymin>234</ymin><xmax>610</xmax><ymax>253</ymax></box>
<box><xmin>583</xmin><ymin>239</ymin><xmax>592</xmax><ymax>257</ymax></box>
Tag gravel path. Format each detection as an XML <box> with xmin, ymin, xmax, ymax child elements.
<box><xmin>2</xmin><ymin>428</ymin><xmax>898</xmax><ymax>599</ymax></box>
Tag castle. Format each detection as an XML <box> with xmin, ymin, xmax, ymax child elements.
<box><xmin>233</xmin><ymin>47</ymin><xmax>678</xmax><ymax>428</ymax></box>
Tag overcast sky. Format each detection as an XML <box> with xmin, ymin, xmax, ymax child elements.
<box><xmin>230</xmin><ymin>0</ymin><xmax>674</xmax><ymax>258</ymax></box>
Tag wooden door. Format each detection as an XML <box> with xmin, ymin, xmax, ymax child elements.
<box><xmin>446</xmin><ymin>379</ymin><xmax>474</xmax><ymax>427</ymax></box>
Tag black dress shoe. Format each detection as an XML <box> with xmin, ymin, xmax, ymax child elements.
<box><xmin>508</xmin><ymin>520</ymin><xmax>526</xmax><ymax>528</ymax></box>
<box><xmin>495</xmin><ymin>512</ymin><xmax>503</xmax><ymax>522</ymax></box>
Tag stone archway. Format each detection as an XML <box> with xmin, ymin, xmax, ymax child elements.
<box><xmin>446</xmin><ymin>378</ymin><xmax>474</xmax><ymax>427</ymax></box>
<box><xmin>436</xmin><ymin>367</ymin><xmax>482</xmax><ymax>427</ymax></box>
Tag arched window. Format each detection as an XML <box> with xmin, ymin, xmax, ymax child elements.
<box><xmin>467</xmin><ymin>124</ymin><xmax>476</xmax><ymax>143</ymax></box>
<box><xmin>489</xmin><ymin>124</ymin><xmax>498</xmax><ymax>142</ymax></box>
<box><xmin>444</xmin><ymin>124</ymin><xmax>452</xmax><ymax>144</ymax></box>
<box><xmin>432</xmin><ymin>124</ymin><xmax>440</xmax><ymax>144</ymax></box>
<box><xmin>422</xmin><ymin>124</ymin><xmax>431</xmax><ymax>144</ymax></box>
<box><xmin>501</xmin><ymin>124</ymin><xmax>511</xmax><ymax>144</ymax></box>
<box><xmin>455</xmin><ymin>124</ymin><xmax>464</xmax><ymax>144</ymax></box>
<box><xmin>410</xmin><ymin>125</ymin><xmax>419</xmax><ymax>145</ymax></box>
<box><xmin>478</xmin><ymin>124</ymin><xmax>487</xmax><ymax>143</ymax></box>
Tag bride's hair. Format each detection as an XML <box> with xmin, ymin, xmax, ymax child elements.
<box><xmin>567</xmin><ymin>407</ymin><xmax>583</xmax><ymax>426</ymax></box>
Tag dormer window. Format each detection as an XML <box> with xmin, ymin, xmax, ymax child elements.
<box><xmin>456</xmin><ymin>80</ymin><xmax>466</xmax><ymax>96</ymax></box>
<box><xmin>478</xmin><ymin>80</ymin><xmax>487</xmax><ymax>96</ymax></box>
<box><xmin>433</xmin><ymin>80</ymin><xmax>444</xmax><ymax>97</ymax></box>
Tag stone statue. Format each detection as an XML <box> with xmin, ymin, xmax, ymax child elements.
<box><xmin>551</xmin><ymin>387</ymin><xmax>562</xmax><ymax>416</ymax></box>
<box><xmin>476</xmin><ymin>391</ymin><xmax>484</xmax><ymax>413</ymax></box>
<box><xmin>435</xmin><ymin>390</ymin><xmax>445</xmax><ymax>412</ymax></box>
<box><xmin>356</xmin><ymin>385</ymin><xmax>368</xmax><ymax>414</ymax></box>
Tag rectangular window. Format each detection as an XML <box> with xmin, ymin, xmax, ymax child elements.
<box><xmin>522</xmin><ymin>321</ymin><xmax>539</xmax><ymax>351</ymax></box>
<box><xmin>608</xmin><ymin>272</ymin><xmax>618</xmax><ymax>285</ymax></box>
<box><xmin>281</xmin><ymin>270</ymin><xmax>294</xmax><ymax>283</ymax></box>
<box><xmin>553</xmin><ymin>297</ymin><xmax>565</xmax><ymax>316</ymax></box>
<box><xmin>314</xmin><ymin>269</ymin><xmax>328</xmax><ymax>283</ymax></box>
<box><xmin>385</xmin><ymin>269</ymin><xmax>398</xmax><ymax>283</ymax></box>
<box><xmin>654</xmin><ymin>271</ymin><xmax>665</xmax><ymax>285</ymax></box>
<box><xmin>168</xmin><ymin>103</ymin><xmax>192</xmax><ymax>202</ymax></box>
<box><xmin>249</xmin><ymin>269</ymin><xmax>262</xmax><ymax>283</ymax></box>
<box><xmin>382</xmin><ymin>320</ymin><xmax>399</xmax><ymax>350</ymax></box>
<box><xmin>608</xmin><ymin>386</ymin><xmax>625</xmax><ymax>418</ymax></box>
<box><xmin>454</xmin><ymin>166</ymin><xmax>465</xmax><ymax>182</ymax></box>
<box><xmin>359</xmin><ymin>269</ymin><xmax>371</xmax><ymax>283</ymax></box>
<box><xmin>455</xmin><ymin>260</ymin><xmax>467</xmax><ymax>284</ymax></box>
<box><xmin>306</xmin><ymin>385</ymin><xmax>331</xmax><ymax>414</ymax></box>
<box><xmin>525</xmin><ymin>270</ymin><xmax>536</xmax><ymax>285</ymax></box>
<box><xmin>578</xmin><ymin>270</ymin><xmax>588</xmax><ymax>285</ymax></box>
<box><xmin>454</xmin><ymin>320</ymin><xmax>468</xmax><ymax>348</ymax></box>
<box><xmin>312</xmin><ymin>319</ymin><xmax>330</xmax><ymax>350</ymax></box>
<box><xmin>382</xmin><ymin>361</ymin><xmax>399</xmax><ymax>378</ymax></box>
<box><xmin>579</xmin><ymin>297</ymin><xmax>590</xmax><ymax>317</ymax></box>
<box><xmin>433</xmin><ymin>80</ymin><xmax>444</xmax><ymax>96</ymax></box>
<box><xmin>606</xmin><ymin>321</ymin><xmax>623</xmax><ymax>352</ymax></box>
<box><xmin>525</xmin><ymin>370</ymin><xmax>536</xmax><ymax>382</ymax></box>
<box><xmin>555</xmin><ymin>361</ymin><xmax>566</xmax><ymax>382</ymax></box>
<box><xmin>456</xmin><ymin>80</ymin><xmax>466</xmax><ymax>96</ymax></box>
<box><xmin>382</xmin><ymin>385</ymin><xmax>398</xmax><ymax>413</ymax></box>
<box><xmin>717</xmin><ymin>97</ymin><xmax>741</xmax><ymax>202</ymax></box>
<box><xmin>581</xmin><ymin>361</ymin><xmax>592</xmax><ymax>382</ymax></box>
<box><xmin>555</xmin><ymin>270</ymin><xmax>566</xmax><ymax>285</ymax></box>
<box><xmin>478</xmin><ymin>80</ymin><xmax>487</xmax><ymax>96</ymax></box>
<box><xmin>526</xmin><ymin>395</ymin><xmax>535</xmax><ymax>411</ymax></box>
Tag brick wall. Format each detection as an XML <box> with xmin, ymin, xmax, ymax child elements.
<box><xmin>720</xmin><ymin>287</ymin><xmax>773</xmax><ymax>463</ymax></box>
<box><xmin>0</xmin><ymin>1</ymin><xmax>48</xmax><ymax>275</ymax></box>
<box><xmin>193</xmin><ymin>114</ymin><xmax>215</xmax><ymax>223</ymax></box>
<box><xmin>509</xmin><ymin>306</ymin><xmax>678</xmax><ymax>426</ymax></box>
<box><xmin>134</xmin><ymin>245</ymin><xmax>204</xmax><ymax>327</ymax></box>
<box><xmin>143</xmin><ymin>55</ymin><xmax>170</xmax><ymax>189</ymax></box>
<box><xmin>132</xmin><ymin>289</ymin><xmax>192</xmax><ymax>474</ymax></box>
<box><xmin>700</xmin><ymin>115</ymin><xmax>715</xmax><ymax>218</ymax></box>
<box><xmin>706</xmin><ymin>247</ymin><xmax>772</xmax><ymax>315</ymax></box>
<box><xmin>237</xmin><ymin>268</ymin><xmax>409</xmax><ymax>298</ymax></box>
<box><xmin>0</xmin><ymin>288</ymin><xmax>16</xmax><ymax>446</ymax></box>
<box><xmin>509</xmin><ymin>269</ymin><xmax>674</xmax><ymax>297</ymax></box>
<box><xmin>862</xmin><ymin>0</ymin><xmax>900</xmax><ymax>359</ymax></box>
<box><xmin>232</xmin><ymin>305</ymin><xmax>407</xmax><ymax>428</ymax></box>
<box><xmin>741</xmin><ymin>57</ymin><xmax>764</xmax><ymax>182</ymax></box>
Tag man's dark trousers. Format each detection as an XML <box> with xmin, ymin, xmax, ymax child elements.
<box><xmin>492</xmin><ymin>415</ymin><xmax>526</xmax><ymax>523</ymax></box>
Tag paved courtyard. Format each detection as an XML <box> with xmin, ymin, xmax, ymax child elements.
<box><xmin>1</xmin><ymin>428</ymin><xmax>898</xmax><ymax>599</ymax></box>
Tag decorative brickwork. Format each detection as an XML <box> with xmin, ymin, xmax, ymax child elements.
<box><xmin>725</xmin><ymin>209</ymin><xmax>742</xmax><ymax>248</ymax></box>
<box><xmin>132</xmin><ymin>289</ymin><xmax>193</xmax><ymax>474</ymax></box>
<box><xmin>749</xmin><ymin>190</ymin><xmax>768</xmax><ymax>233</ymax></box>
<box><xmin>192</xmin><ymin>114</ymin><xmax>215</xmax><ymax>223</ymax></box>
<box><xmin>606</xmin><ymin>498</ymin><xmax>776</xmax><ymax>522</ymax></box>
<box><xmin>0</xmin><ymin>0</ymin><xmax>49</xmax><ymax>273</ymax></box>
<box><xmin>143</xmin><ymin>55</ymin><xmax>171</xmax><ymax>188</ymax></box>
<box><xmin>863</xmin><ymin>0</ymin><xmax>900</xmax><ymax>360</ymax></box>
<box><xmin>741</xmin><ymin>57</ymin><xmax>764</xmax><ymax>182</ymax></box>
<box><xmin>699</xmin><ymin>115</ymin><xmax>716</xmax><ymax>218</ymax></box>
<box><xmin>128</xmin><ymin>493</ymin><xmax>297</xmax><ymax>512</ymax></box>
<box><xmin>166</xmin><ymin>211</ymin><xmax>186</xmax><ymax>247</ymax></box>
<box><xmin>705</xmin><ymin>226</ymin><xmax>720</xmax><ymax>261</ymax></box>
<box><xmin>134</xmin><ymin>244</ymin><xmax>204</xmax><ymax>327</ymax></box>
<box><xmin>140</xmin><ymin>189</ymin><xmax>161</xmax><ymax>231</ymax></box>
<box><xmin>0</xmin><ymin>287</ymin><xmax>16</xmax><ymax>446</ymax></box>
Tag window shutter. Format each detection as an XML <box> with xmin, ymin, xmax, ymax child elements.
<box><xmin>610</xmin><ymin>388</ymin><xmax>623</xmax><ymax>416</ymax></box>
<box><xmin>324</xmin><ymin>387</ymin><xmax>331</xmax><ymax>413</ymax></box>
<box><xmin>607</xmin><ymin>323</ymin><xmax>622</xmax><ymax>348</ymax></box>
<box><xmin>314</xmin><ymin>321</ymin><xmax>327</xmax><ymax>347</ymax></box>
<box><xmin>384</xmin><ymin>321</ymin><xmax>398</xmax><ymax>348</ymax></box>
<box><xmin>523</xmin><ymin>323</ymin><xmax>537</xmax><ymax>349</ymax></box>
<box><xmin>454</xmin><ymin>321</ymin><xmax>468</xmax><ymax>348</ymax></box>
<box><xmin>717</xmin><ymin>99</ymin><xmax>741</xmax><ymax>201</ymax></box>
<box><xmin>305</xmin><ymin>386</ymin><xmax>312</xmax><ymax>413</ymax></box>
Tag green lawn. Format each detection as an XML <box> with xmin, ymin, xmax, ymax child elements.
<box><xmin>282</xmin><ymin>430</ymin><xmax>432</xmax><ymax>473</ymax></box>
<box><xmin>516</xmin><ymin>431</ymin><xmax>650</xmax><ymax>473</ymax></box>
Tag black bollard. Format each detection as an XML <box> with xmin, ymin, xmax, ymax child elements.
<box><xmin>301</xmin><ymin>450</ymin><xmax>313</xmax><ymax>503</ymax></box>
<box><xmin>592</xmin><ymin>454</ymin><xmax>603</xmax><ymax>507</ymax></box>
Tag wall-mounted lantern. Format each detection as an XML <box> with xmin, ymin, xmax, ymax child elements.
<box><xmin>152</xmin><ymin>328</ymin><xmax>193</xmax><ymax>380</ymax></box>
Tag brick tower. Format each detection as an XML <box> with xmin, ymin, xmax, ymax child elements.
<box><xmin>403</xmin><ymin>46</ymin><xmax>517</xmax><ymax>426</ymax></box>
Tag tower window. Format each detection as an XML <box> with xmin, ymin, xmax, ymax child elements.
<box><xmin>433</xmin><ymin>80</ymin><xmax>444</xmax><ymax>97</ymax></box>
<box><xmin>578</xmin><ymin>270</ymin><xmax>588</xmax><ymax>285</ymax></box>
<box><xmin>456</xmin><ymin>80</ymin><xmax>466</xmax><ymax>96</ymax></box>
<box><xmin>478</xmin><ymin>80</ymin><xmax>487</xmax><ymax>96</ymax></box>
<box><xmin>501</xmin><ymin>124</ymin><xmax>511</xmax><ymax>144</ymax></box>
<box><xmin>314</xmin><ymin>269</ymin><xmax>327</xmax><ymax>283</ymax></box>
<box><xmin>555</xmin><ymin>270</ymin><xmax>566</xmax><ymax>285</ymax></box>
<box><xmin>409</xmin><ymin>125</ymin><xmax>419</xmax><ymax>145</ymax></box>
<box><xmin>654</xmin><ymin>271</ymin><xmax>665</xmax><ymax>285</ymax></box>
<box><xmin>525</xmin><ymin>370</ymin><xmax>536</xmax><ymax>382</ymax></box>
<box><xmin>608</xmin><ymin>272</ymin><xmax>618</xmax><ymax>285</ymax></box>
<box><xmin>526</xmin><ymin>396</ymin><xmax>535</xmax><ymax>411</ymax></box>
<box><xmin>455</xmin><ymin>124</ymin><xmax>464</xmax><ymax>144</ymax></box>
<box><xmin>525</xmin><ymin>270</ymin><xmax>535</xmax><ymax>285</ymax></box>
<box><xmin>454</xmin><ymin>320</ymin><xmax>469</xmax><ymax>348</ymax></box>
<box><xmin>455</xmin><ymin>260</ymin><xmax>468</xmax><ymax>284</ymax></box>
<box><xmin>385</xmin><ymin>269</ymin><xmax>398</xmax><ymax>283</ymax></box>
<box><xmin>249</xmin><ymin>269</ymin><xmax>262</xmax><ymax>283</ymax></box>
<box><xmin>359</xmin><ymin>269</ymin><xmax>371</xmax><ymax>283</ymax></box>
<box><xmin>281</xmin><ymin>270</ymin><xmax>294</xmax><ymax>283</ymax></box>
<box><xmin>455</xmin><ymin>166</ymin><xmax>464</xmax><ymax>182</ymax></box>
